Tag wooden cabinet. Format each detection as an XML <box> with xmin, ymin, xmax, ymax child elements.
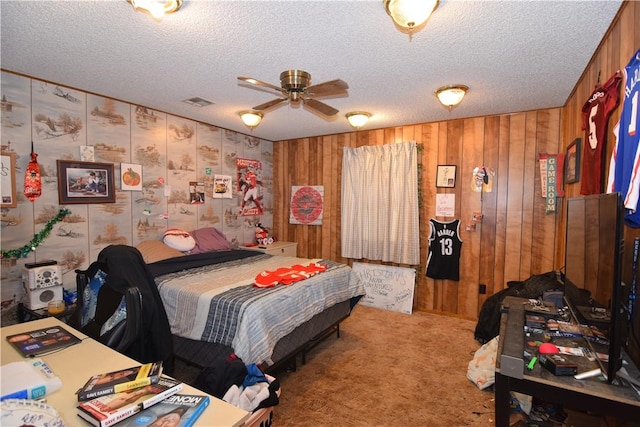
<box><xmin>240</xmin><ymin>241</ymin><xmax>298</xmax><ymax>257</ymax></box>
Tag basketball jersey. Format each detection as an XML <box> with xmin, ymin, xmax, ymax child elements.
<box><xmin>607</xmin><ymin>49</ymin><xmax>640</xmax><ymax>227</ymax></box>
<box><xmin>426</xmin><ymin>218</ymin><xmax>462</xmax><ymax>281</ymax></box>
<box><xmin>580</xmin><ymin>71</ymin><xmax>622</xmax><ymax>195</ymax></box>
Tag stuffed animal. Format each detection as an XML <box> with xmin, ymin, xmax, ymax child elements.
<box><xmin>254</xmin><ymin>223</ymin><xmax>274</xmax><ymax>245</ymax></box>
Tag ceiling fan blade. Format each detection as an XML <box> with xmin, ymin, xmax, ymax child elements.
<box><xmin>253</xmin><ymin>97</ymin><xmax>288</xmax><ymax>111</ymax></box>
<box><xmin>303</xmin><ymin>98</ymin><xmax>339</xmax><ymax>116</ymax></box>
<box><xmin>237</xmin><ymin>76</ymin><xmax>284</xmax><ymax>93</ymax></box>
<box><xmin>306</xmin><ymin>79</ymin><xmax>349</xmax><ymax>96</ymax></box>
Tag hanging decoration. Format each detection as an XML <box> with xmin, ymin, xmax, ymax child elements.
<box><xmin>471</xmin><ymin>166</ymin><xmax>496</xmax><ymax>193</ymax></box>
<box><xmin>0</xmin><ymin>208</ymin><xmax>71</xmax><ymax>259</ymax></box>
<box><xmin>24</xmin><ymin>141</ymin><xmax>42</xmax><ymax>202</ymax></box>
<box><xmin>539</xmin><ymin>153</ymin><xmax>565</xmax><ymax>214</ymax></box>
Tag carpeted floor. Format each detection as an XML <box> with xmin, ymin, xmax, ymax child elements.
<box><xmin>174</xmin><ymin>304</ymin><xmax>495</xmax><ymax>426</ymax></box>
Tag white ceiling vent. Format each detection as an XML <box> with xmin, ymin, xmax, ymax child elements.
<box><xmin>182</xmin><ymin>97</ymin><xmax>214</xmax><ymax>107</ymax></box>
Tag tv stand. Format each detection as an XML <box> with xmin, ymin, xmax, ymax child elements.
<box><xmin>494</xmin><ymin>296</ymin><xmax>640</xmax><ymax>426</ymax></box>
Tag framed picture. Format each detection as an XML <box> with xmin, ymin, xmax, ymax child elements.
<box><xmin>1</xmin><ymin>152</ymin><xmax>17</xmax><ymax>208</ymax></box>
<box><xmin>57</xmin><ymin>160</ymin><xmax>115</xmax><ymax>204</ymax></box>
<box><xmin>565</xmin><ymin>138</ymin><xmax>581</xmax><ymax>184</ymax></box>
<box><xmin>436</xmin><ymin>165</ymin><xmax>457</xmax><ymax>188</ymax></box>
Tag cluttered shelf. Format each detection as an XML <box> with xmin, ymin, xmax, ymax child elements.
<box><xmin>494</xmin><ymin>296</ymin><xmax>640</xmax><ymax>427</ymax></box>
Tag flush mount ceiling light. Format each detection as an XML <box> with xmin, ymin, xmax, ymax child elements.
<box><xmin>239</xmin><ymin>111</ymin><xmax>263</xmax><ymax>130</ymax></box>
<box><xmin>384</xmin><ymin>0</ymin><xmax>438</xmax><ymax>35</ymax></box>
<box><xmin>127</xmin><ymin>0</ymin><xmax>183</xmax><ymax>20</ymax></box>
<box><xmin>345</xmin><ymin>112</ymin><xmax>371</xmax><ymax>130</ymax></box>
<box><xmin>435</xmin><ymin>85</ymin><xmax>469</xmax><ymax>111</ymax></box>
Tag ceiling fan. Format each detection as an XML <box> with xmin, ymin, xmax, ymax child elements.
<box><xmin>237</xmin><ymin>70</ymin><xmax>349</xmax><ymax>117</ymax></box>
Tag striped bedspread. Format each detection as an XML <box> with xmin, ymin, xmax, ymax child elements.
<box><xmin>155</xmin><ymin>254</ymin><xmax>364</xmax><ymax>364</ymax></box>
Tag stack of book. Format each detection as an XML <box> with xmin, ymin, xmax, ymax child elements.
<box><xmin>75</xmin><ymin>362</ymin><xmax>209</xmax><ymax>427</ymax></box>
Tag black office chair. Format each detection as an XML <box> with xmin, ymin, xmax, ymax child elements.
<box><xmin>71</xmin><ymin>246</ymin><xmax>174</xmax><ymax>372</ymax></box>
<box><xmin>70</xmin><ymin>266</ymin><xmax>145</xmax><ymax>360</ymax></box>
<box><xmin>103</xmin><ymin>287</ymin><xmax>144</xmax><ymax>355</ymax></box>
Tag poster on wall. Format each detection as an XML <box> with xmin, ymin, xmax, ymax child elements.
<box><xmin>237</xmin><ymin>158</ymin><xmax>263</xmax><ymax>216</ymax></box>
<box><xmin>189</xmin><ymin>181</ymin><xmax>205</xmax><ymax>204</ymax></box>
<box><xmin>352</xmin><ymin>262</ymin><xmax>415</xmax><ymax>314</ymax></box>
<box><xmin>120</xmin><ymin>163</ymin><xmax>142</xmax><ymax>191</ymax></box>
<box><xmin>289</xmin><ymin>186</ymin><xmax>324</xmax><ymax>225</ymax></box>
<box><xmin>213</xmin><ymin>174</ymin><xmax>233</xmax><ymax>199</ymax></box>
<box><xmin>1</xmin><ymin>152</ymin><xmax>17</xmax><ymax>208</ymax></box>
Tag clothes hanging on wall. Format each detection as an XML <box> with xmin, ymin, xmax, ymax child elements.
<box><xmin>606</xmin><ymin>49</ymin><xmax>640</xmax><ymax>227</ymax></box>
<box><xmin>580</xmin><ymin>70</ymin><xmax>622</xmax><ymax>195</ymax></box>
<box><xmin>425</xmin><ymin>218</ymin><xmax>462</xmax><ymax>281</ymax></box>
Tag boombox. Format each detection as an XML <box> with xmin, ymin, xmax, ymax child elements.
<box><xmin>22</xmin><ymin>262</ymin><xmax>64</xmax><ymax>310</ymax></box>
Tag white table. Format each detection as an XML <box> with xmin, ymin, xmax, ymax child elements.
<box><xmin>1</xmin><ymin>318</ymin><xmax>250</xmax><ymax>426</ymax></box>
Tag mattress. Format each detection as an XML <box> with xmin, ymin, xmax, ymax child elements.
<box><xmin>149</xmin><ymin>250</ymin><xmax>364</xmax><ymax>365</ymax></box>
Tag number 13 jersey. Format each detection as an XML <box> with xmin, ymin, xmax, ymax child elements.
<box><xmin>426</xmin><ymin>218</ymin><xmax>462</xmax><ymax>281</ymax></box>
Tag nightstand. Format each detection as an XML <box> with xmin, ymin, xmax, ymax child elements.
<box><xmin>240</xmin><ymin>241</ymin><xmax>298</xmax><ymax>257</ymax></box>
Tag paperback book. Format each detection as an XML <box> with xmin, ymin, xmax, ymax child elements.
<box><xmin>76</xmin><ymin>376</ymin><xmax>183</xmax><ymax>427</ymax></box>
<box><xmin>77</xmin><ymin>361</ymin><xmax>163</xmax><ymax>401</ymax></box>
<box><xmin>122</xmin><ymin>393</ymin><xmax>210</xmax><ymax>427</ymax></box>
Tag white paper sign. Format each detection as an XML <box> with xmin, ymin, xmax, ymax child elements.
<box><xmin>436</xmin><ymin>193</ymin><xmax>455</xmax><ymax>217</ymax></box>
<box><xmin>352</xmin><ymin>262</ymin><xmax>416</xmax><ymax>314</ymax></box>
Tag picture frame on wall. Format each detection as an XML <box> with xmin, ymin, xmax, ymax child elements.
<box><xmin>436</xmin><ymin>165</ymin><xmax>457</xmax><ymax>188</ymax></box>
<box><xmin>57</xmin><ymin>160</ymin><xmax>115</xmax><ymax>204</ymax></box>
<box><xmin>1</xmin><ymin>152</ymin><xmax>17</xmax><ymax>208</ymax></box>
<box><xmin>565</xmin><ymin>138</ymin><xmax>581</xmax><ymax>184</ymax></box>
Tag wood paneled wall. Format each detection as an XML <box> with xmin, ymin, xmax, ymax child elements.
<box><xmin>273</xmin><ymin>111</ymin><xmax>561</xmax><ymax>320</ymax></box>
<box><xmin>558</xmin><ymin>0</ymin><xmax>640</xmax><ymax>273</ymax></box>
<box><xmin>558</xmin><ymin>0</ymin><xmax>639</xmax><ymax>368</ymax></box>
<box><xmin>273</xmin><ymin>1</ymin><xmax>638</xmax><ymax>320</ymax></box>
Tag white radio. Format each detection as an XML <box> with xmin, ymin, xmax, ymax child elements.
<box><xmin>22</xmin><ymin>263</ymin><xmax>64</xmax><ymax>310</ymax></box>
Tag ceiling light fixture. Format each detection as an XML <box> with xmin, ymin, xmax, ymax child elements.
<box><xmin>346</xmin><ymin>112</ymin><xmax>371</xmax><ymax>130</ymax></box>
<box><xmin>239</xmin><ymin>111</ymin><xmax>263</xmax><ymax>130</ymax></box>
<box><xmin>435</xmin><ymin>85</ymin><xmax>469</xmax><ymax>111</ymax></box>
<box><xmin>384</xmin><ymin>0</ymin><xmax>438</xmax><ymax>35</ymax></box>
<box><xmin>127</xmin><ymin>0</ymin><xmax>183</xmax><ymax>20</ymax></box>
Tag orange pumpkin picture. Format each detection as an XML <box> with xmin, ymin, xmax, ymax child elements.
<box><xmin>122</xmin><ymin>167</ymin><xmax>141</xmax><ymax>187</ymax></box>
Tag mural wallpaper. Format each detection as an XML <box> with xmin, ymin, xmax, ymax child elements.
<box><xmin>0</xmin><ymin>71</ymin><xmax>274</xmax><ymax>322</ymax></box>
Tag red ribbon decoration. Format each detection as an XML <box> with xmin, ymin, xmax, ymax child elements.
<box><xmin>24</xmin><ymin>141</ymin><xmax>42</xmax><ymax>202</ymax></box>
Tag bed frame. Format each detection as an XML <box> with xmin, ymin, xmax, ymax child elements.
<box><xmin>172</xmin><ymin>297</ymin><xmax>358</xmax><ymax>374</ymax></box>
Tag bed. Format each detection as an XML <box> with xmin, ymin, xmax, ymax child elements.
<box><xmin>141</xmin><ymin>240</ymin><xmax>365</xmax><ymax>373</ymax></box>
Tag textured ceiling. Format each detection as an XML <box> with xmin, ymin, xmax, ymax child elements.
<box><xmin>0</xmin><ymin>0</ymin><xmax>623</xmax><ymax>142</ymax></box>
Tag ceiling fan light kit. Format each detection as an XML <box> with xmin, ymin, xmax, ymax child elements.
<box><xmin>239</xmin><ymin>111</ymin><xmax>263</xmax><ymax>129</ymax></box>
<box><xmin>346</xmin><ymin>112</ymin><xmax>372</xmax><ymax>130</ymax></box>
<box><xmin>127</xmin><ymin>0</ymin><xmax>182</xmax><ymax>20</ymax></box>
<box><xmin>384</xmin><ymin>0</ymin><xmax>438</xmax><ymax>32</ymax></box>
<box><xmin>435</xmin><ymin>85</ymin><xmax>469</xmax><ymax>111</ymax></box>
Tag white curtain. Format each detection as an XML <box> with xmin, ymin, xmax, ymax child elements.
<box><xmin>341</xmin><ymin>141</ymin><xmax>419</xmax><ymax>265</ymax></box>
